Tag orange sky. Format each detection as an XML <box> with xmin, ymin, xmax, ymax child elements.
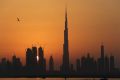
<box><xmin>0</xmin><ymin>0</ymin><xmax>120</xmax><ymax>69</ymax></box>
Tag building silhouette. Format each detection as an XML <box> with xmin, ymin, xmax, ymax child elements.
<box><xmin>32</xmin><ymin>46</ymin><xmax>38</xmax><ymax>66</ymax></box>
<box><xmin>110</xmin><ymin>55</ymin><xmax>115</xmax><ymax>73</ymax></box>
<box><xmin>70</xmin><ymin>64</ymin><xmax>74</xmax><ymax>73</ymax></box>
<box><xmin>38</xmin><ymin>47</ymin><xmax>46</xmax><ymax>73</ymax></box>
<box><xmin>104</xmin><ymin>56</ymin><xmax>109</xmax><ymax>73</ymax></box>
<box><xmin>81</xmin><ymin>53</ymin><xmax>97</xmax><ymax>74</ymax></box>
<box><xmin>12</xmin><ymin>55</ymin><xmax>22</xmax><ymax>67</ymax></box>
<box><xmin>12</xmin><ymin>55</ymin><xmax>22</xmax><ymax>72</ymax></box>
<box><xmin>101</xmin><ymin>44</ymin><xmax>105</xmax><ymax>59</ymax></box>
<box><xmin>26</xmin><ymin>48</ymin><xmax>33</xmax><ymax>67</ymax></box>
<box><xmin>1</xmin><ymin>58</ymin><xmax>8</xmax><ymax>72</ymax></box>
<box><xmin>49</xmin><ymin>55</ymin><xmax>54</xmax><ymax>72</ymax></box>
<box><xmin>98</xmin><ymin>44</ymin><xmax>105</xmax><ymax>73</ymax></box>
<box><xmin>0</xmin><ymin>58</ymin><xmax>12</xmax><ymax>74</ymax></box>
<box><xmin>62</xmin><ymin>8</ymin><xmax>70</xmax><ymax>74</ymax></box>
<box><xmin>76</xmin><ymin>59</ymin><xmax>80</xmax><ymax>72</ymax></box>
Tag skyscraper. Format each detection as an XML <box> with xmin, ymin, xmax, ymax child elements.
<box><xmin>49</xmin><ymin>55</ymin><xmax>54</xmax><ymax>72</ymax></box>
<box><xmin>38</xmin><ymin>47</ymin><xmax>44</xmax><ymax>63</ymax></box>
<box><xmin>101</xmin><ymin>44</ymin><xmax>105</xmax><ymax>59</ymax></box>
<box><xmin>32</xmin><ymin>46</ymin><xmax>37</xmax><ymax>65</ymax></box>
<box><xmin>104</xmin><ymin>56</ymin><xmax>109</xmax><ymax>73</ymax></box>
<box><xmin>110</xmin><ymin>55</ymin><xmax>115</xmax><ymax>72</ymax></box>
<box><xmin>38</xmin><ymin>47</ymin><xmax>46</xmax><ymax>73</ymax></box>
<box><xmin>26</xmin><ymin>48</ymin><xmax>33</xmax><ymax>67</ymax></box>
<box><xmin>62</xmin><ymin>8</ymin><xmax>70</xmax><ymax>73</ymax></box>
<box><xmin>76</xmin><ymin>59</ymin><xmax>80</xmax><ymax>72</ymax></box>
<box><xmin>98</xmin><ymin>44</ymin><xmax>105</xmax><ymax>73</ymax></box>
<box><xmin>12</xmin><ymin>55</ymin><xmax>22</xmax><ymax>69</ymax></box>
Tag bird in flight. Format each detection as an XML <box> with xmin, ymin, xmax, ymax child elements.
<box><xmin>17</xmin><ymin>17</ymin><xmax>20</xmax><ymax>22</ymax></box>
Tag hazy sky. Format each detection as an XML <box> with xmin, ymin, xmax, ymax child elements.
<box><xmin>0</xmin><ymin>0</ymin><xmax>120</xmax><ymax>69</ymax></box>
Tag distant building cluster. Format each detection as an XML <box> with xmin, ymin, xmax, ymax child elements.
<box><xmin>0</xmin><ymin>44</ymin><xmax>119</xmax><ymax>75</ymax></box>
<box><xmin>0</xmin><ymin>46</ymin><xmax>54</xmax><ymax>75</ymax></box>
<box><xmin>0</xmin><ymin>9</ymin><xmax>119</xmax><ymax>77</ymax></box>
<box><xmin>75</xmin><ymin>44</ymin><xmax>119</xmax><ymax>74</ymax></box>
<box><xmin>26</xmin><ymin>47</ymin><xmax>46</xmax><ymax>73</ymax></box>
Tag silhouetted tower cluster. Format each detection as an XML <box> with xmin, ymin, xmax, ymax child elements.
<box><xmin>0</xmin><ymin>58</ymin><xmax>11</xmax><ymax>73</ymax></box>
<box><xmin>12</xmin><ymin>55</ymin><xmax>22</xmax><ymax>72</ymax></box>
<box><xmin>25</xmin><ymin>46</ymin><xmax>56</xmax><ymax>73</ymax></box>
<box><xmin>97</xmin><ymin>44</ymin><xmax>116</xmax><ymax>74</ymax></box>
<box><xmin>0</xmin><ymin>54</ymin><xmax>22</xmax><ymax>74</ymax></box>
<box><xmin>26</xmin><ymin>46</ymin><xmax>46</xmax><ymax>73</ymax></box>
<box><xmin>75</xmin><ymin>44</ymin><xmax>118</xmax><ymax>74</ymax></box>
<box><xmin>80</xmin><ymin>53</ymin><xmax>97</xmax><ymax>73</ymax></box>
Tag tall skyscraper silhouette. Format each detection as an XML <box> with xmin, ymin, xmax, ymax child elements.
<box><xmin>32</xmin><ymin>46</ymin><xmax>37</xmax><ymax>65</ymax></box>
<box><xmin>62</xmin><ymin>8</ymin><xmax>70</xmax><ymax>73</ymax></box>
<box><xmin>49</xmin><ymin>55</ymin><xmax>54</xmax><ymax>72</ymax></box>
<box><xmin>101</xmin><ymin>44</ymin><xmax>105</xmax><ymax>71</ymax></box>
<box><xmin>26</xmin><ymin>48</ymin><xmax>33</xmax><ymax>67</ymax></box>
<box><xmin>110</xmin><ymin>55</ymin><xmax>115</xmax><ymax>72</ymax></box>
<box><xmin>38</xmin><ymin>47</ymin><xmax>46</xmax><ymax>73</ymax></box>
<box><xmin>98</xmin><ymin>44</ymin><xmax>105</xmax><ymax>73</ymax></box>
<box><xmin>101</xmin><ymin>44</ymin><xmax>105</xmax><ymax>59</ymax></box>
<box><xmin>76</xmin><ymin>59</ymin><xmax>80</xmax><ymax>72</ymax></box>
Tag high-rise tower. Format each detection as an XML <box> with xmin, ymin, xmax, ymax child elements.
<box><xmin>32</xmin><ymin>46</ymin><xmax>37</xmax><ymax>65</ymax></box>
<box><xmin>62</xmin><ymin>8</ymin><xmax>70</xmax><ymax>73</ymax></box>
<box><xmin>38</xmin><ymin>47</ymin><xmax>46</xmax><ymax>73</ymax></box>
<box><xmin>101</xmin><ymin>44</ymin><xmax>105</xmax><ymax>59</ymax></box>
<box><xmin>49</xmin><ymin>55</ymin><xmax>54</xmax><ymax>72</ymax></box>
<box><xmin>98</xmin><ymin>44</ymin><xmax>105</xmax><ymax>73</ymax></box>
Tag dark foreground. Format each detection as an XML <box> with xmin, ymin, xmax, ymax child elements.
<box><xmin>0</xmin><ymin>73</ymin><xmax>120</xmax><ymax>78</ymax></box>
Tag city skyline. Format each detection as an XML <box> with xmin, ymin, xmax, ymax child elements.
<box><xmin>0</xmin><ymin>7</ymin><xmax>119</xmax><ymax>72</ymax></box>
<box><xmin>0</xmin><ymin>0</ymin><xmax>120</xmax><ymax>69</ymax></box>
<box><xmin>0</xmin><ymin>3</ymin><xmax>120</xmax><ymax>77</ymax></box>
<box><xmin>0</xmin><ymin>40</ymin><xmax>119</xmax><ymax>77</ymax></box>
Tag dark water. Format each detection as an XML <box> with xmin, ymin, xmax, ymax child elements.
<box><xmin>0</xmin><ymin>78</ymin><xmax>119</xmax><ymax>80</ymax></box>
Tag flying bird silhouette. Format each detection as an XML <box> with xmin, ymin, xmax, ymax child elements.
<box><xmin>17</xmin><ymin>17</ymin><xmax>20</xmax><ymax>22</ymax></box>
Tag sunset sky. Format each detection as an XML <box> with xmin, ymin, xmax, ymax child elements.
<box><xmin>0</xmin><ymin>0</ymin><xmax>120</xmax><ymax>69</ymax></box>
